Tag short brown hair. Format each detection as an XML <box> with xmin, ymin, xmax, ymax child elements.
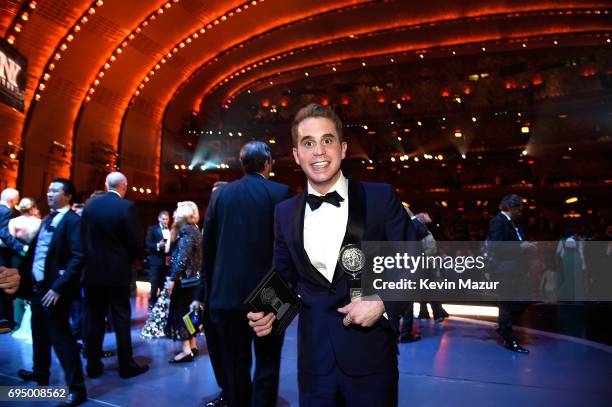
<box><xmin>499</xmin><ymin>194</ymin><xmax>524</xmax><ymax>211</ymax></box>
<box><xmin>291</xmin><ymin>103</ymin><xmax>343</xmax><ymax>146</ymax></box>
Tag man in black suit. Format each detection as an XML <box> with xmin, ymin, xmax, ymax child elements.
<box><xmin>191</xmin><ymin>142</ymin><xmax>290</xmax><ymax>407</ymax></box>
<box><xmin>145</xmin><ymin>210</ymin><xmax>170</xmax><ymax>308</ymax></box>
<box><xmin>0</xmin><ymin>188</ymin><xmax>27</xmax><ymax>332</ymax></box>
<box><xmin>16</xmin><ymin>178</ymin><xmax>87</xmax><ymax>406</ymax></box>
<box><xmin>81</xmin><ymin>172</ymin><xmax>149</xmax><ymax>379</ymax></box>
<box><xmin>196</xmin><ymin>181</ymin><xmax>228</xmax><ymax>407</ymax></box>
<box><xmin>488</xmin><ymin>193</ymin><xmax>534</xmax><ymax>354</ymax></box>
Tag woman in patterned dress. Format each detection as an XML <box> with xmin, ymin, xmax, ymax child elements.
<box><xmin>164</xmin><ymin>201</ymin><xmax>202</xmax><ymax>363</ymax></box>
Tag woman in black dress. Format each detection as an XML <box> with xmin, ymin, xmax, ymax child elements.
<box><xmin>164</xmin><ymin>201</ymin><xmax>202</xmax><ymax>363</ymax></box>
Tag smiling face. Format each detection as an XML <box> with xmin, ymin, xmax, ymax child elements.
<box><xmin>292</xmin><ymin>116</ymin><xmax>347</xmax><ymax>194</ymax></box>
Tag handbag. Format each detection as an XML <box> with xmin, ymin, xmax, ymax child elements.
<box><xmin>179</xmin><ymin>274</ymin><xmax>200</xmax><ymax>288</ymax></box>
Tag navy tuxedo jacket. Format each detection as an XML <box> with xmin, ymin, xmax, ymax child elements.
<box><xmin>81</xmin><ymin>192</ymin><xmax>142</xmax><ymax>287</ymax></box>
<box><xmin>487</xmin><ymin>212</ymin><xmax>526</xmax><ymax>272</ymax></box>
<box><xmin>0</xmin><ymin>204</ymin><xmax>25</xmax><ymax>265</ymax></box>
<box><xmin>18</xmin><ymin>210</ymin><xmax>84</xmax><ymax>301</ymax></box>
<box><xmin>145</xmin><ymin>224</ymin><xmax>167</xmax><ymax>266</ymax></box>
<box><xmin>273</xmin><ymin>179</ymin><xmax>417</xmax><ymax>376</ymax></box>
<box><xmin>195</xmin><ymin>174</ymin><xmax>290</xmax><ymax>312</ymax></box>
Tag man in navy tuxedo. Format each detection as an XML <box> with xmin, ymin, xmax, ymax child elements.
<box><xmin>145</xmin><ymin>210</ymin><xmax>171</xmax><ymax>307</ymax></box>
<box><xmin>192</xmin><ymin>142</ymin><xmax>290</xmax><ymax>407</ymax></box>
<box><xmin>488</xmin><ymin>194</ymin><xmax>534</xmax><ymax>354</ymax></box>
<box><xmin>16</xmin><ymin>178</ymin><xmax>87</xmax><ymax>406</ymax></box>
<box><xmin>248</xmin><ymin>104</ymin><xmax>417</xmax><ymax>406</ymax></box>
<box><xmin>81</xmin><ymin>172</ymin><xmax>148</xmax><ymax>379</ymax></box>
<box><xmin>0</xmin><ymin>188</ymin><xmax>26</xmax><ymax>332</ymax></box>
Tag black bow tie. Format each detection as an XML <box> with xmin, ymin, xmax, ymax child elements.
<box><xmin>43</xmin><ymin>210</ymin><xmax>59</xmax><ymax>229</ymax></box>
<box><xmin>306</xmin><ymin>191</ymin><xmax>344</xmax><ymax>211</ymax></box>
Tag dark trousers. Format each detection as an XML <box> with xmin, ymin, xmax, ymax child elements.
<box><xmin>498</xmin><ymin>302</ymin><xmax>527</xmax><ymax>339</ymax></box>
<box><xmin>398</xmin><ymin>302</ymin><xmax>415</xmax><ymax>339</ymax></box>
<box><xmin>31</xmin><ymin>291</ymin><xmax>85</xmax><ymax>393</ymax></box>
<box><xmin>0</xmin><ymin>295</ymin><xmax>14</xmax><ymax>328</ymax></box>
<box><xmin>418</xmin><ymin>302</ymin><xmax>448</xmax><ymax>320</ymax></box>
<box><xmin>203</xmin><ymin>307</ymin><xmax>226</xmax><ymax>393</ymax></box>
<box><xmin>70</xmin><ymin>300</ymin><xmax>85</xmax><ymax>339</ymax></box>
<box><xmin>148</xmin><ymin>264</ymin><xmax>167</xmax><ymax>305</ymax></box>
<box><xmin>84</xmin><ymin>285</ymin><xmax>136</xmax><ymax>373</ymax></box>
<box><xmin>298</xmin><ymin>362</ymin><xmax>398</xmax><ymax>407</ymax></box>
<box><xmin>215</xmin><ymin>310</ymin><xmax>284</xmax><ymax>407</ymax></box>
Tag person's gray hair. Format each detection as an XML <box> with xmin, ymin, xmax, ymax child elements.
<box><xmin>0</xmin><ymin>188</ymin><xmax>19</xmax><ymax>204</ymax></box>
<box><xmin>105</xmin><ymin>172</ymin><xmax>128</xmax><ymax>190</ymax></box>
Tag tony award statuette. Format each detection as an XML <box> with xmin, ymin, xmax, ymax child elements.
<box><xmin>260</xmin><ymin>286</ymin><xmax>291</xmax><ymax>321</ymax></box>
<box><xmin>244</xmin><ymin>269</ymin><xmax>302</xmax><ymax>334</ymax></box>
<box><xmin>339</xmin><ymin>244</ymin><xmax>366</xmax><ymax>299</ymax></box>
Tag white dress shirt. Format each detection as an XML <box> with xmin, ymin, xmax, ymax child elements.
<box><xmin>304</xmin><ymin>173</ymin><xmax>349</xmax><ymax>283</ymax></box>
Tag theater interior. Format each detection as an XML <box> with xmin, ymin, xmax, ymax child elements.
<box><xmin>0</xmin><ymin>1</ymin><xmax>611</xmax><ymax>406</ymax></box>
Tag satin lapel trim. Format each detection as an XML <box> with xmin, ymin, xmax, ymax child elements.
<box><xmin>331</xmin><ymin>179</ymin><xmax>366</xmax><ymax>285</ymax></box>
<box><xmin>48</xmin><ymin>211</ymin><xmax>69</xmax><ymax>253</ymax></box>
<box><xmin>292</xmin><ymin>191</ymin><xmax>333</xmax><ymax>288</ymax></box>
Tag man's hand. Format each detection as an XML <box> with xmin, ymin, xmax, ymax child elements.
<box><xmin>190</xmin><ymin>300</ymin><xmax>204</xmax><ymax>314</ymax></box>
<box><xmin>247</xmin><ymin>312</ymin><xmax>276</xmax><ymax>337</ymax></box>
<box><xmin>415</xmin><ymin>212</ymin><xmax>432</xmax><ymax>224</ymax></box>
<box><xmin>337</xmin><ymin>296</ymin><xmax>385</xmax><ymax>327</ymax></box>
<box><xmin>0</xmin><ymin>267</ymin><xmax>20</xmax><ymax>295</ymax></box>
<box><xmin>41</xmin><ymin>289</ymin><xmax>60</xmax><ymax>307</ymax></box>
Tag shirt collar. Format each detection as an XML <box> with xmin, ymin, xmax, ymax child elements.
<box><xmin>108</xmin><ymin>190</ymin><xmax>122</xmax><ymax>198</ymax></box>
<box><xmin>307</xmin><ymin>171</ymin><xmax>348</xmax><ymax>199</ymax></box>
<box><xmin>501</xmin><ymin>212</ymin><xmax>512</xmax><ymax>222</ymax></box>
<box><xmin>159</xmin><ymin>223</ymin><xmax>168</xmax><ymax>229</ymax></box>
<box><xmin>54</xmin><ymin>205</ymin><xmax>71</xmax><ymax>215</ymax></box>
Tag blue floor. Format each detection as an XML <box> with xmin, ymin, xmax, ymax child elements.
<box><xmin>1</xmin><ymin>292</ymin><xmax>611</xmax><ymax>406</ymax></box>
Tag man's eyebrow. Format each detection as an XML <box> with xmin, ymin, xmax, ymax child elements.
<box><xmin>299</xmin><ymin>133</ymin><xmax>336</xmax><ymax>141</ymax></box>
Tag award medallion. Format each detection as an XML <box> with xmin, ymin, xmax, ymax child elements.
<box><xmin>339</xmin><ymin>244</ymin><xmax>366</xmax><ymax>299</ymax></box>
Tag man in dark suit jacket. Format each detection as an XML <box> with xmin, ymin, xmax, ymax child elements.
<box><xmin>248</xmin><ymin>104</ymin><xmax>416</xmax><ymax>406</ymax></box>
<box><xmin>0</xmin><ymin>188</ymin><xmax>26</xmax><ymax>332</ymax></box>
<box><xmin>488</xmin><ymin>193</ymin><xmax>534</xmax><ymax>354</ymax></box>
<box><xmin>81</xmin><ymin>172</ymin><xmax>149</xmax><ymax>379</ymax></box>
<box><xmin>191</xmin><ymin>142</ymin><xmax>290</xmax><ymax>407</ymax></box>
<box><xmin>16</xmin><ymin>178</ymin><xmax>87</xmax><ymax>406</ymax></box>
<box><xmin>145</xmin><ymin>210</ymin><xmax>170</xmax><ymax>307</ymax></box>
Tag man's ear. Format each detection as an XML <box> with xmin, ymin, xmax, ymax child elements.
<box><xmin>341</xmin><ymin>141</ymin><xmax>347</xmax><ymax>160</ymax></box>
<box><xmin>292</xmin><ymin>147</ymin><xmax>300</xmax><ymax>166</ymax></box>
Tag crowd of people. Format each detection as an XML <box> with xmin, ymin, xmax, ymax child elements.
<box><xmin>0</xmin><ymin>103</ymin><xmax>609</xmax><ymax>407</ymax></box>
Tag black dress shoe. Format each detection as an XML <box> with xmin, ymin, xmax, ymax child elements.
<box><xmin>504</xmin><ymin>339</ymin><xmax>529</xmax><ymax>354</ymax></box>
<box><xmin>119</xmin><ymin>364</ymin><xmax>149</xmax><ymax>379</ymax></box>
<box><xmin>17</xmin><ymin>369</ymin><xmax>49</xmax><ymax>385</ymax></box>
<box><xmin>205</xmin><ymin>396</ymin><xmax>227</xmax><ymax>407</ymax></box>
<box><xmin>399</xmin><ymin>334</ymin><xmax>422</xmax><ymax>343</ymax></box>
<box><xmin>58</xmin><ymin>391</ymin><xmax>87</xmax><ymax>406</ymax></box>
<box><xmin>86</xmin><ymin>364</ymin><xmax>104</xmax><ymax>378</ymax></box>
<box><xmin>169</xmin><ymin>352</ymin><xmax>194</xmax><ymax>364</ymax></box>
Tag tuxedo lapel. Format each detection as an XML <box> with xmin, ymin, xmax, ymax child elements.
<box><xmin>47</xmin><ymin>211</ymin><xmax>69</xmax><ymax>254</ymax></box>
<box><xmin>331</xmin><ymin>179</ymin><xmax>366</xmax><ymax>285</ymax></box>
<box><xmin>291</xmin><ymin>190</ymin><xmax>330</xmax><ymax>288</ymax></box>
